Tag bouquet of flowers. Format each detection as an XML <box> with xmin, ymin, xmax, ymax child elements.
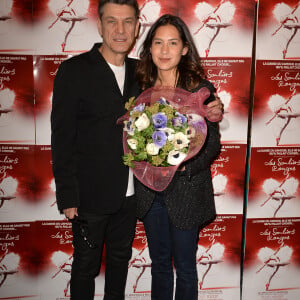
<box><xmin>118</xmin><ymin>86</ymin><xmax>214</xmax><ymax>191</ymax></box>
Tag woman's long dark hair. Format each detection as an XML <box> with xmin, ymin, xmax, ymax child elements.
<box><xmin>136</xmin><ymin>14</ymin><xmax>206</xmax><ymax>91</ymax></box>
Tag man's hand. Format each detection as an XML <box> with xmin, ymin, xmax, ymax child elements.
<box><xmin>63</xmin><ymin>207</ymin><xmax>78</xmax><ymax>221</ymax></box>
<box><xmin>206</xmin><ymin>93</ymin><xmax>224</xmax><ymax>122</ymax></box>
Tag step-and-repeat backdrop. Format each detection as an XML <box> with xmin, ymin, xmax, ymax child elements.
<box><xmin>0</xmin><ymin>1</ymin><xmax>299</xmax><ymax>299</ymax></box>
<box><xmin>243</xmin><ymin>1</ymin><xmax>300</xmax><ymax>300</ymax></box>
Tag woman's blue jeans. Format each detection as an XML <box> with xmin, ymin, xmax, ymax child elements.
<box><xmin>143</xmin><ymin>193</ymin><xmax>199</xmax><ymax>300</ymax></box>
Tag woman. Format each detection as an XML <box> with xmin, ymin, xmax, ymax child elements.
<box><xmin>135</xmin><ymin>14</ymin><xmax>222</xmax><ymax>300</ymax></box>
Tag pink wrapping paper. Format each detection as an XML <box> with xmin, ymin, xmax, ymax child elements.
<box><xmin>118</xmin><ymin>86</ymin><xmax>218</xmax><ymax>191</ymax></box>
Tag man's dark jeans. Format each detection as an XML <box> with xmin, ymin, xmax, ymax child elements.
<box><xmin>70</xmin><ymin>196</ymin><xmax>136</xmax><ymax>300</ymax></box>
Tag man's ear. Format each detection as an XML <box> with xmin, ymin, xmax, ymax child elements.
<box><xmin>97</xmin><ymin>18</ymin><xmax>103</xmax><ymax>37</ymax></box>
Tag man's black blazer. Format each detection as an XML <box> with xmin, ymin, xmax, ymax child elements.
<box><xmin>51</xmin><ymin>43</ymin><xmax>140</xmax><ymax>214</ymax></box>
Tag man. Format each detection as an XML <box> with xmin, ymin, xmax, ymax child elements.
<box><xmin>51</xmin><ymin>1</ymin><xmax>140</xmax><ymax>299</ymax></box>
<box><xmin>51</xmin><ymin>0</ymin><xmax>223</xmax><ymax>299</ymax></box>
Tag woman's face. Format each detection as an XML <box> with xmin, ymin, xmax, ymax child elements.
<box><xmin>150</xmin><ymin>24</ymin><xmax>188</xmax><ymax>75</ymax></box>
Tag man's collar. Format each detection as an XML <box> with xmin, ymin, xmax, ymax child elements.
<box><xmin>89</xmin><ymin>43</ymin><xmax>105</xmax><ymax>63</ymax></box>
<box><xmin>89</xmin><ymin>43</ymin><xmax>130</xmax><ymax>66</ymax></box>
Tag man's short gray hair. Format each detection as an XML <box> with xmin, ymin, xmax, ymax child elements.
<box><xmin>97</xmin><ymin>0</ymin><xmax>140</xmax><ymax>19</ymax></box>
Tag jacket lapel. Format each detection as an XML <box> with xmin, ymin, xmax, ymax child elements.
<box><xmin>123</xmin><ymin>58</ymin><xmax>137</xmax><ymax>102</ymax></box>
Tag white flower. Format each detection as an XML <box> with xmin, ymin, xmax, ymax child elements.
<box><xmin>135</xmin><ymin>113</ymin><xmax>150</xmax><ymax>131</ymax></box>
<box><xmin>146</xmin><ymin>143</ymin><xmax>160</xmax><ymax>155</ymax></box>
<box><xmin>124</xmin><ymin>118</ymin><xmax>135</xmax><ymax>136</ymax></box>
<box><xmin>173</xmin><ymin>132</ymin><xmax>190</xmax><ymax>150</ymax></box>
<box><xmin>167</xmin><ymin>150</ymin><xmax>187</xmax><ymax>165</ymax></box>
<box><xmin>159</xmin><ymin>127</ymin><xmax>175</xmax><ymax>141</ymax></box>
<box><xmin>127</xmin><ymin>138</ymin><xmax>138</xmax><ymax>150</ymax></box>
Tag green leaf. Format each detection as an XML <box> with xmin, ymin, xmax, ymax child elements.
<box><xmin>125</xmin><ymin>96</ymin><xmax>136</xmax><ymax>111</ymax></box>
<box><xmin>135</xmin><ymin>152</ymin><xmax>148</xmax><ymax>161</ymax></box>
<box><xmin>123</xmin><ymin>153</ymin><xmax>135</xmax><ymax>168</ymax></box>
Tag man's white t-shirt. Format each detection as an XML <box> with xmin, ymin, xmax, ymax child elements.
<box><xmin>107</xmin><ymin>62</ymin><xmax>134</xmax><ymax>197</ymax></box>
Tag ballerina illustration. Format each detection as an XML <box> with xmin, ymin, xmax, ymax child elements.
<box><xmin>261</xmin><ymin>175</ymin><xmax>298</xmax><ymax>217</ymax></box>
<box><xmin>128</xmin><ymin>244</ymin><xmax>151</xmax><ymax>292</ymax></box>
<box><xmin>0</xmin><ymin>176</ymin><xmax>17</xmax><ymax>209</ymax></box>
<box><xmin>272</xmin><ymin>2</ymin><xmax>300</xmax><ymax>59</ymax></box>
<box><xmin>265</xmin><ymin>91</ymin><xmax>300</xmax><ymax>145</ymax></box>
<box><xmin>139</xmin><ymin>0</ymin><xmax>160</xmax><ymax>37</ymax></box>
<box><xmin>48</xmin><ymin>0</ymin><xmax>88</xmax><ymax>52</ymax></box>
<box><xmin>257</xmin><ymin>244</ymin><xmax>293</xmax><ymax>291</ymax></box>
<box><xmin>0</xmin><ymin>88</ymin><xmax>15</xmax><ymax>120</ymax></box>
<box><xmin>0</xmin><ymin>1</ymin><xmax>12</xmax><ymax>22</ymax></box>
<box><xmin>0</xmin><ymin>250</ymin><xmax>20</xmax><ymax>288</ymax></box>
<box><xmin>131</xmin><ymin>0</ymin><xmax>160</xmax><ymax>57</ymax></box>
<box><xmin>212</xmin><ymin>173</ymin><xmax>227</xmax><ymax>197</ymax></box>
<box><xmin>194</xmin><ymin>0</ymin><xmax>235</xmax><ymax>57</ymax></box>
<box><xmin>51</xmin><ymin>251</ymin><xmax>73</xmax><ymax>297</ymax></box>
<box><xmin>197</xmin><ymin>240</ymin><xmax>224</xmax><ymax>289</ymax></box>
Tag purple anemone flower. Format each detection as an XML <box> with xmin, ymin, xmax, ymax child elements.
<box><xmin>172</xmin><ymin>112</ymin><xmax>187</xmax><ymax>127</ymax></box>
<box><xmin>133</xmin><ymin>103</ymin><xmax>145</xmax><ymax>112</ymax></box>
<box><xmin>152</xmin><ymin>130</ymin><xmax>167</xmax><ymax>148</ymax></box>
<box><xmin>158</xmin><ymin>97</ymin><xmax>170</xmax><ymax>105</ymax></box>
<box><xmin>152</xmin><ymin>112</ymin><xmax>167</xmax><ymax>129</ymax></box>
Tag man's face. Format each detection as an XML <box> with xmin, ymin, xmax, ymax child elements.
<box><xmin>98</xmin><ymin>3</ymin><xmax>139</xmax><ymax>59</ymax></box>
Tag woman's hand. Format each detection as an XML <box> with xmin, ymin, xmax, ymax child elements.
<box><xmin>206</xmin><ymin>93</ymin><xmax>224</xmax><ymax>122</ymax></box>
